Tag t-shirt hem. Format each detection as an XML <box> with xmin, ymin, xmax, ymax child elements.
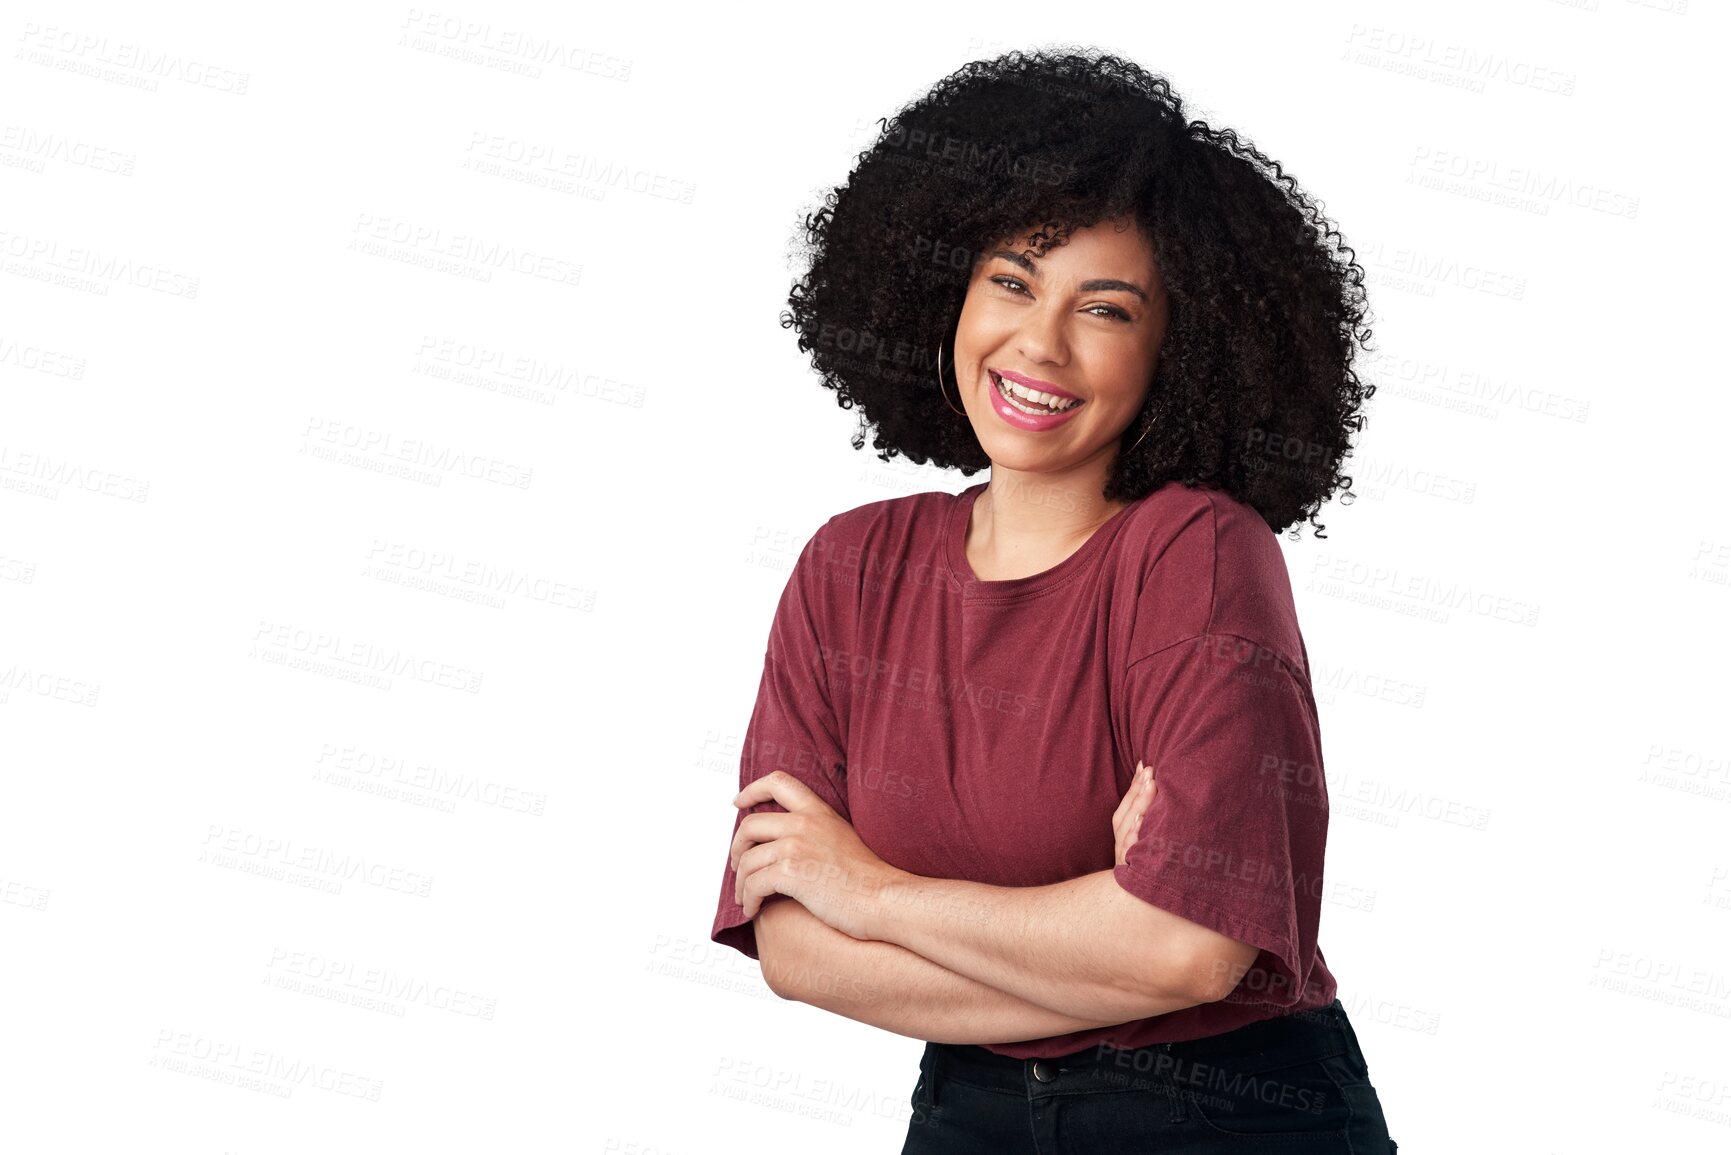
<box><xmin>712</xmin><ymin>902</ymin><xmax>759</xmax><ymax>961</ymax></box>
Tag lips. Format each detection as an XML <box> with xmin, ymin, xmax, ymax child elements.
<box><xmin>991</xmin><ymin>368</ymin><xmax>1082</xmax><ymax>402</ymax></box>
<box><xmin>985</xmin><ymin>369</ymin><xmax>1088</xmax><ymax>432</ymax></box>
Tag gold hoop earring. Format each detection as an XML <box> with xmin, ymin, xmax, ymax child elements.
<box><xmin>934</xmin><ymin>335</ymin><xmax>967</xmax><ymax>417</ymax></box>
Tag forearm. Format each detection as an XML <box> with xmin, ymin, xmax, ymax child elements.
<box><xmin>756</xmin><ymin>897</ymin><xmax>1124</xmax><ymax>1045</ymax></box>
<box><xmin>871</xmin><ymin>869</ymin><xmax>1210</xmax><ymax>1022</ymax></box>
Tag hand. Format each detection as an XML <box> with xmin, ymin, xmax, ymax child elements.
<box><xmin>1112</xmin><ymin>760</ymin><xmax>1157</xmax><ymax>866</ymax></box>
<box><xmin>730</xmin><ymin>771</ymin><xmax>905</xmax><ymax>941</ymax></box>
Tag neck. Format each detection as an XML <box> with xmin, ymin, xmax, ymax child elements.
<box><xmin>972</xmin><ymin>462</ymin><xmax>1128</xmax><ymax>563</ymax></box>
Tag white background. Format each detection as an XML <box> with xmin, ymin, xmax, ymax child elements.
<box><xmin>3</xmin><ymin>1</ymin><xmax>1727</xmax><ymax>1152</ymax></box>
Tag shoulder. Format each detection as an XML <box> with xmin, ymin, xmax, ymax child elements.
<box><xmin>1118</xmin><ymin>482</ymin><xmax>1308</xmax><ymax>678</ymax></box>
<box><xmin>822</xmin><ymin>486</ymin><xmax>956</xmax><ymax>537</ymax></box>
<box><xmin>794</xmin><ymin>486</ymin><xmax>955</xmax><ymax>593</ymax></box>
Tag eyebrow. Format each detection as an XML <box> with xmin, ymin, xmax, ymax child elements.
<box><xmin>988</xmin><ymin>249</ymin><xmax>1149</xmax><ymax>302</ymax></box>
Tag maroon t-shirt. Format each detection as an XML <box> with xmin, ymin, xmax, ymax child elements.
<box><xmin>710</xmin><ymin>479</ymin><xmax>1338</xmax><ymax>1057</ymax></box>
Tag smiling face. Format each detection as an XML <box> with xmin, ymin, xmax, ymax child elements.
<box><xmin>952</xmin><ymin>217</ymin><xmax>1169</xmax><ymax>476</ymax></box>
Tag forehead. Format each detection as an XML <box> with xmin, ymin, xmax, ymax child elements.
<box><xmin>981</xmin><ymin>219</ymin><xmax>1158</xmax><ymax>281</ymax></box>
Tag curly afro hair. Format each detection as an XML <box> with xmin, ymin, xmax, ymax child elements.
<box><xmin>779</xmin><ymin>46</ymin><xmax>1376</xmax><ymax>538</ymax></box>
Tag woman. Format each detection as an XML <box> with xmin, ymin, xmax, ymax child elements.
<box><xmin>710</xmin><ymin>48</ymin><xmax>1395</xmax><ymax>1152</ymax></box>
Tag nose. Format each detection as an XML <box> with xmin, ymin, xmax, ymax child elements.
<box><xmin>1014</xmin><ymin>302</ymin><xmax>1071</xmax><ymax>368</ymax></box>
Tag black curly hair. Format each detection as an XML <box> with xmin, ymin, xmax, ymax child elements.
<box><xmin>779</xmin><ymin>46</ymin><xmax>1375</xmax><ymax>538</ymax></box>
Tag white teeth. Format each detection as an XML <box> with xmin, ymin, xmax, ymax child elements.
<box><xmin>993</xmin><ymin>373</ymin><xmax>1078</xmax><ymax>415</ymax></box>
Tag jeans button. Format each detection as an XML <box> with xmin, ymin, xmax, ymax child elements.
<box><xmin>1032</xmin><ymin>1061</ymin><xmax>1057</xmax><ymax>1083</ymax></box>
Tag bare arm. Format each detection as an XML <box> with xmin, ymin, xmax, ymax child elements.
<box><xmin>731</xmin><ymin>772</ymin><xmax>1257</xmax><ymax>1028</ymax></box>
<box><xmin>868</xmin><ymin>870</ymin><xmax>1257</xmax><ymax>1022</ymax></box>
<box><xmin>754</xmin><ymin>897</ymin><xmax>1124</xmax><ymax>1045</ymax></box>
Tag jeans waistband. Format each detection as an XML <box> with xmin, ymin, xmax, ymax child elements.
<box><xmin>927</xmin><ymin>1000</ymin><xmax>1361</xmax><ymax>1101</ymax></box>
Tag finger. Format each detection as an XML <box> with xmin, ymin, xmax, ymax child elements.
<box><xmin>737</xmin><ymin>847</ymin><xmax>784</xmax><ymax>920</ymax></box>
<box><xmin>737</xmin><ymin>842</ymin><xmax>778</xmax><ymax>889</ymax></box>
<box><xmin>1132</xmin><ymin>778</ymin><xmax>1156</xmax><ymax>819</ymax></box>
<box><xmin>1134</xmin><ymin>777</ymin><xmax>1158</xmax><ymax>819</ymax></box>
<box><xmin>1114</xmin><ymin>786</ymin><xmax>1137</xmax><ymax>840</ymax></box>
<box><xmin>1115</xmin><ymin>761</ymin><xmax>1151</xmax><ymax>822</ymax></box>
<box><xmin>729</xmin><ymin>812</ymin><xmax>796</xmax><ymax>872</ymax></box>
<box><xmin>1119</xmin><ymin>772</ymin><xmax>1151</xmax><ymax>839</ymax></box>
<box><xmin>1112</xmin><ymin>779</ymin><xmax>1136</xmax><ymax>825</ymax></box>
<box><xmin>735</xmin><ymin>770</ymin><xmax>831</xmax><ymax>816</ymax></box>
<box><xmin>1125</xmin><ymin>786</ymin><xmax>1156</xmax><ymax>842</ymax></box>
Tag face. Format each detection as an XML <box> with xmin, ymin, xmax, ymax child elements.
<box><xmin>951</xmin><ymin>217</ymin><xmax>1169</xmax><ymax>475</ymax></box>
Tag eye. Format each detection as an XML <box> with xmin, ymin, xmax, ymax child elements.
<box><xmin>990</xmin><ymin>276</ymin><xmax>1132</xmax><ymax>322</ymax></box>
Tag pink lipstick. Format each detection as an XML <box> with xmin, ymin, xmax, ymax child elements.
<box><xmin>986</xmin><ymin>368</ymin><xmax>1086</xmax><ymax>432</ymax></box>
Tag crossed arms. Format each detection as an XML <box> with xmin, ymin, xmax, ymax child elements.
<box><xmin>735</xmin><ymin>772</ymin><xmax>1260</xmax><ymax>1046</ymax></box>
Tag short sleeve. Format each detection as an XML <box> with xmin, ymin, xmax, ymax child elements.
<box><xmin>710</xmin><ymin>523</ymin><xmax>850</xmax><ymax>962</ymax></box>
<box><xmin>1113</xmin><ymin>632</ymin><xmax>1329</xmax><ymax>1011</ymax></box>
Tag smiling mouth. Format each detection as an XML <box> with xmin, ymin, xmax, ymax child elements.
<box><xmin>990</xmin><ymin>371</ymin><xmax>1084</xmax><ymax>416</ymax></box>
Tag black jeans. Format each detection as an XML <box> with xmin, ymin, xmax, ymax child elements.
<box><xmin>902</xmin><ymin>1000</ymin><xmax>1397</xmax><ymax>1153</ymax></box>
